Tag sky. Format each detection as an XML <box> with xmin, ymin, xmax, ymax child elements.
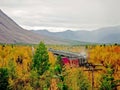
<box><xmin>0</xmin><ymin>0</ymin><xmax>120</xmax><ymax>32</ymax></box>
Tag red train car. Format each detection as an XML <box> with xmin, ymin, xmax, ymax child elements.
<box><xmin>62</xmin><ymin>57</ymin><xmax>79</xmax><ymax>67</ymax></box>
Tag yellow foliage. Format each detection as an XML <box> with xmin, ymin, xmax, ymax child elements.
<box><xmin>0</xmin><ymin>44</ymin><xmax>120</xmax><ymax>89</ymax></box>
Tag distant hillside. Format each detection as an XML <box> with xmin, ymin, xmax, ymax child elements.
<box><xmin>32</xmin><ymin>26</ymin><xmax>120</xmax><ymax>44</ymax></box>
<box><xmin>0</xmin><ymin>9</ymin><xmax>72</xmax><ymax>44</ymax></box>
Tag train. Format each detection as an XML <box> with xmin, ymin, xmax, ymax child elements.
<box><xmin>49</xmin><ymin>48</ymin><xmax>88</xmax><ymax>67</ymax></box>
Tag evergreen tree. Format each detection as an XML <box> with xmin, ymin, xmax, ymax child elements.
<box><xmin>99</xmin><ymin>64</ymin><xmax>119</xmax><ymax>90</ymax></box>
<box><xmin>0</xmin><ymin>67</ymin><xmax>9</xmax><ymax>90</ymax></box>
<box><xmin>54</xmin><ymin>56</ymin><xmax>68</xmax><ymax>90</ymax></box>
<box><xmin>32</xmin><ymin>42</ymin><xmax>50</xmax><ymax>75</ymax></box>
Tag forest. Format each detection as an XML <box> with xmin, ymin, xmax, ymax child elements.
<box><xmin>0</xmin><ymin>42</ymin><xmax>120</xmax><ymax>90</ymax></box>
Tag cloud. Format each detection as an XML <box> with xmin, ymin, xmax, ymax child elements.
<box><xmin>0</xmin><ymin>0</ymin><xmax>120</xmax><ymax>32</ymax></box>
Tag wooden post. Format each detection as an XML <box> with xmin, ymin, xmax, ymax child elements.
<box><xmin>84</xmin><ymin>64</ymin><xmax>102</xmax><ymax>90</ymax></box>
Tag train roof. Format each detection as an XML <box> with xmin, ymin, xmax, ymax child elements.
<box><xmin>49</xmin><ymin>48</ymin><xmax>86</xmax><ymax>58</ymax></box>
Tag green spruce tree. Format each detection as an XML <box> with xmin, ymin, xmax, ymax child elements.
<box><xmin>0</xmin><ymin>67</ymin><xmax>9</xmax><ymax>90</ymax></box>
<box><xmin>32</xmin><ymin>42</ymin><xmax>50</xmax><ymax>76</ymax></box>
<box><xmin>99</xmin><ymin>64</ymin><xmax>120</xmax><ymax>90</ymax></box>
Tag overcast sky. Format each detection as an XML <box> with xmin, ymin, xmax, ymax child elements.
<box><xmin>0</xmin><ymin>0</ymin><xmax>120</xmax><ymax>32</ymax></box>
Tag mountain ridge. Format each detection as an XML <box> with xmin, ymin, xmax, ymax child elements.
<box><xmin>1</xmin><ymin>9</ymin><xmax>120</xmax><ymax>44</ymax></box>
<box><xmin>32</xmin><ymin>26</ymin><xmax>120</xmax><ymax>43</ymax></box>
<box><xmin>0</xmin><ymin>10</ymin><xmax>72</xmax><ymax>44</ymax></box>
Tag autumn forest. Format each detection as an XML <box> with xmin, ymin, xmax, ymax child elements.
<box><xmin>0</xmin><ymin>42</ymin><xmax>120</xmax><ymax>90</ymax></box>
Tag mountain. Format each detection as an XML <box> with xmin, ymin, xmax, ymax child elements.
<box><xmin>0</xmin><ymin>9</ymin><xmax>71</xmax><ymax>44</ymax></box>
<box><xmin>32</xmin><ymin>26</ymin><xmax>120</xmax><ymax>43</ymax></box>
<box><xmin>1</xmin><ymin>9</ymin><xmax>119</xmax><ymax>44</ymax></box>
